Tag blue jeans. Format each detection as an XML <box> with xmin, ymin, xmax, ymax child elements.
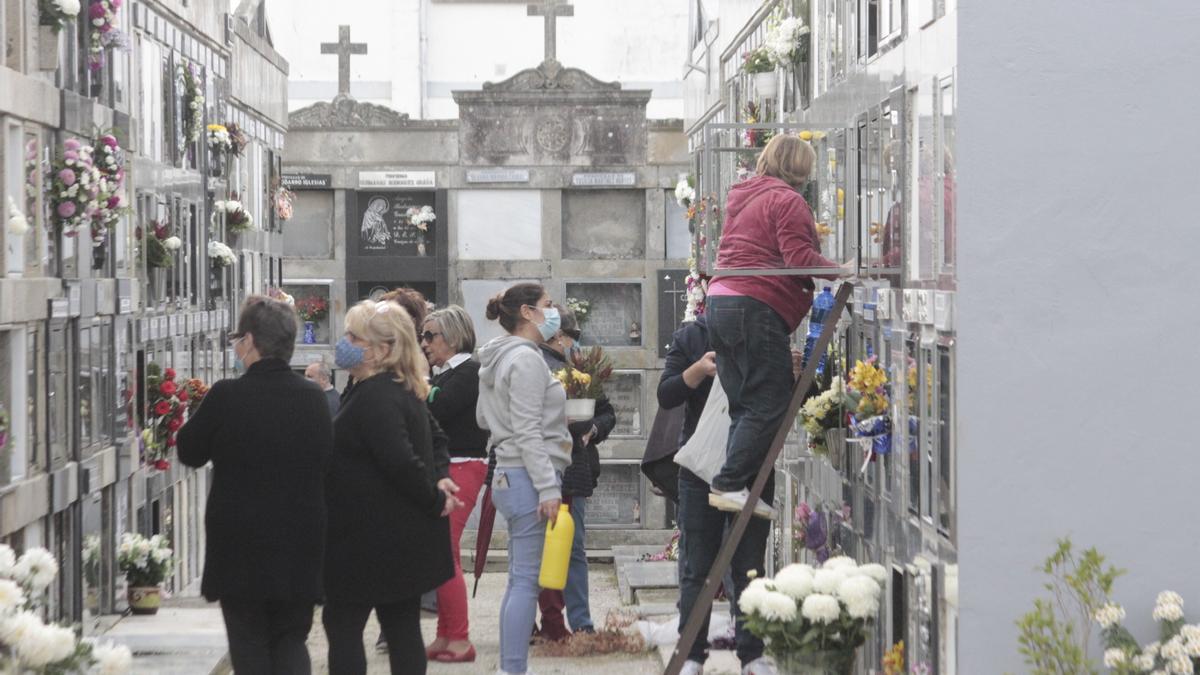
<box><xmin>707</xmin><ymin>295</ymin><xmax>795</xmax><ymax>493</ymax></box>
<box><xmin>492</xmin><ymin>467</ymin><xmax>546</xmax><ymax>674</ymax></box>
<box><xmin>677</xmin><ymin>468</ymin><xmax>774</xmax><ymax>666</ymax></box>
<box><xmin>564</xmin><ymin>497</ymin><xmax>593</xmax><ymax>631</ymax></box>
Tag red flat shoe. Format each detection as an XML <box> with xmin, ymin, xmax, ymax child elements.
<box><xmin>434</xmin><ymin>644</ymin><xmax>476</xmax><ymax>663</ymax></box>
<box><xmin>425</xmin><ymin>646</ymin><xmax>447</xmax><ymax>660</ymax></box>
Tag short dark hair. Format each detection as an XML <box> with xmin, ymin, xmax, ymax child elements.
<box><xmin>234</xmin><ymin>295</ymin><xmax>298</xmax><ymax>361</ymax></box>
<box><xmin>379</xmin><ymin>287</ymin><xmax>428</xmax><ymax>329</ymax></box>
<box><xmin>486</xmin><ymin>283</ymin><xmax>545</xmax><ymax>333</ymax></box>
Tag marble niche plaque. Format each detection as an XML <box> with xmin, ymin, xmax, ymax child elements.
<box><xmin>565</xmin><ymin>282</ymin><xmax>642</xmax><ymax>347</ymax></box>
<box><xmin>606</xmin><ymin>370</ymin><xmax>644</xmax><ymax>438</ymax></box>
<box><xmin>665</xmin><ymin>190</ymin><xmax>692</xmax><ymax>260</ymax></box>
<box><xmin>562</xmin><ymin>190</ymin><xmax>645</xmax><ymax>260</ymax></box>
<box><xmin>457</xmin><ymin>190</ymin><xmax>542</xmax><ymax>260</ymax></box>
<box><xmin>283</xmin><ymin>191</ymin><xmax>334</xmax><ymax>259</ymax></box>
<box><xmin>588</xmin><ymin>463</ymin><xmax>642</xmax><ymax>527</ymax></box>
<box><xmin>356</xmin><ymin>190</ymin><xmax>436</xmax><ymax>257</ymax></box>
<box><xmin>656</xmin><ymin>269</ymin><xmax>690</xmax><ymax>358</ymax></box>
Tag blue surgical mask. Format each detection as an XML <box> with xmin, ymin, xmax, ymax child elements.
<box><xmin>232</xmin><ymin>337</ymin><xmax>247</xmax><ymax>375</ymax></box>
<box><xmin>537</xmin><ymin>306</ymin><xmax>561</xmax><ymax>342</ymax></box>
<box><xmin>335</xmin><ymin>336</ymin><xmax>367</xmax><ymax>369</ymax></box>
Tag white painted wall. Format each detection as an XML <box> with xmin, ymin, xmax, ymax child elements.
<box><xmin>268</xmin><ymin>0</ymin><xmax>688</xmax><ymax>120</ymax></box>
<box><xmin>958</xmin><ymin>1</ymin><xmax>1200</xmax><ymax>671</ymax></box>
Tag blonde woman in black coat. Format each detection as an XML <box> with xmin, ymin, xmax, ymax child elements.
<box><xmin>323</xmin><ymin>300</ymin><xmax>456</xmax><ymax>675</ymax></box>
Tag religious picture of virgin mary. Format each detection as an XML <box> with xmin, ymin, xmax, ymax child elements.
<box><xmin>361</xmin><ymin>197</ymin><xmax>390</xmax><ymax>245</ymax></box>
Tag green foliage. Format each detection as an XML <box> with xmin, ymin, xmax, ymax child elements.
<box><xmin>1015</xmin><ymin>538</ymin><xmax>1126</xmax><ymax>675</ymax></box>
<box><xmin>742</xmin><ymin>47</ymin><xmax>775</xmax><ymax>74</ymax></box>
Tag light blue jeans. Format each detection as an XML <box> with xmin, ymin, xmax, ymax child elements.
<box><xmin>492</xmin><ymin>467</ymin><xmax>546</xmax><ymax>674</ymax></box>
<box><xmin>564</xmin><ymin>497</ymin><xmax>593</xmax><ymax>631</ymax></box>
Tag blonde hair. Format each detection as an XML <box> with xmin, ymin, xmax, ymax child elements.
<box><xmin>344</xmin><ymin>300</ymin><xmax>430</xmax><ymax>399</ymax></box>
<box><xmin>756</xmin><ymin>134</ymin><xmax>817</xmax><ymax>188</ymax></box>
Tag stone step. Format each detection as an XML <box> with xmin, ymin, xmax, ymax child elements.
<box><xmin>461</xmin><ymin>528</ymin><xmax>676</xmax><ymax>552</ymax></box>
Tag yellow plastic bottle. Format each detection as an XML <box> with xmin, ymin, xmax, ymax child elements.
<box><xmin>538</xmin><ymin>504</ymin><xmax>575</xmax><ymax>590</ymax></box>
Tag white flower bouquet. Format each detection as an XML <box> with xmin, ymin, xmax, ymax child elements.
<box><xmin>674</xmin><ymin>175</ymin><xmax>696</xmax><ymax>208</ymax></box>
<box><xmin>39</xmin><ymin>0</ymin><xmax>81</xmax><ymax>31</ymax></box>
<box><xmin>764</xmin><ymin>10</ymin><xmax>811</xmax><ymax>66</ymax></box>
<box><xmin>6</xmin><ymin>196</ymin><xmax>29</xmax><ymax>237</ymax></box>
<box><xmin>206</xmin><ymin>124</ymin><xmax>232</xmax><ymax>153</ymax></box>
<box><xmin>118</xmin><ymin>533</ymin><xmax>173</xmax><ymax>588</ymax></box>
<box><xmin>739</xmin><ymin>557</ymin><xmax>885</xmax><ymax>669</ymax></box>
<box><xmin>1098</xmin><ymin>591</ymin><xmax>1200</xmax><ymax>674</ymax></box>
<box><xmin>212</xmin><ymin>199</ymin><xmax>254</xmax><ymax>233</ymax></box>
<box><xmin>208</xmin><ymin>240</ymin><xmax>237</xmax><ymax>267</ymax></box>
<box><xmin>0</xmin><ymin>543</ymin><xmax>132</xmax><ymax>673</ymax></box>
<box><xmin>406</xmin><ymin>205</ymin><xmax>436</xmax><ymax>231</ymax></box>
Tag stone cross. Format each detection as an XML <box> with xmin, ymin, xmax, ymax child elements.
<box><xmin>527</xmin><ymin>0</ymin><xmax>574</xmax><ymax>63</ymax></box>
<box><xmin>321</xmin><ymin>25</ymin><xmax>367</xmax><ymax>97</ymax></box>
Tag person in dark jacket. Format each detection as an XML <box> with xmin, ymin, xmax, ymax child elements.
<box><xmin>537</xmin><ymin>305</ymin><xmax>615</xmax><ymax>636</ymax></box>
<box><xmin>323</xmin><ymin>299</ymin><xmax>456</xmax><ymax>675</ymax></box>
<box><xmin>178</xmin><ymin>295</ymin><xmax>332</xmax><ymax>675</ymax></box>
<box><xmin>305</xmin><ymin>360</ymin><xmax>341</xmax><ymax>417</ymax></box>
<box><xmin>420</xmin><ymin>305</ymin><xmax>488</xmax><ymax>664</ymax></box>
<box><xmin>651</xmin><ymin>314</ymin><xmax>714</xmax><ymax>502</ymax></box>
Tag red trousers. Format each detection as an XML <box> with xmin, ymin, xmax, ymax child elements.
<box><xmin>435</xmin><ymin>461</ymin><xmax>488</xmax><ymax>640</ymax></box>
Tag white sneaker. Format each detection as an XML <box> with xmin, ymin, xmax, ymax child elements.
<box><xmin>681</xmin><ymin>660</ymin><xmax>704</xmax><ymax>675</ymax></box>
<box><xmin>742</xmin><ymin>656</ymin><xmax>778</xmax><ymax>675</ymax></box>
<box><xmin>708</xmin><ymin>489</ymin><xmax>777</xmax><ymax>519</ymax></box>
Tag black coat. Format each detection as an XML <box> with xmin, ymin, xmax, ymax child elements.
<box><xmin>647</xmin><ymin>317</ymin><xmax>714</xmax><ymax>504</ymax></box>
<box><xmin>177</xmin><ymin>359</ymin><xmax>331</xmax><ymax>603</ymax></box>
<box><xmin>428</xmin><ymin>359</ymin><xmax>489</xmax><ymax>458</ymax></box>
<box><xmin>540</xmin><ymin>345</ymin><xmax>616</xmax><ymax>498</ymax></box>
<box><xmin>341</xmin><ymin>378</ymin><xmax>452</xmax><ymax>480</ymax></box>
<box><xmin>324</xmin><ymin>372</ymin><xmax>453</xmax><ymax>605</ymax></box>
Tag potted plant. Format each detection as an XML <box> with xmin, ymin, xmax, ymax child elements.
<box><xmin>743</xmin><ymin>46</ymin><xmax>778</xmax><ymax>99</ymax></box>
<box><xmin>295</xmin><ymin>295</ymin><xmax>329</xmax><ymax>344</ymax></box>
<box><xmin>800</xmin><ymin>375</ymin><xmax>853</xmax><ymax>464</ymax></box>
<box><xmin>554</xmin><ymin>345</ymin><xmax>613</xmax><ymax>422</ymax></box>
<box><xmin>118</xmin><ymin>533</ymin><xmax>174</xmax><ymax>615</ymax></box>
<box><xmin>739</xmin><ymin>557</ymin><xmax>886</xmax><ymax>674</ymax></box>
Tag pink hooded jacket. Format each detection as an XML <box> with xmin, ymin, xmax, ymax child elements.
<box><xmin>708</xmin><ymin>175</ymin><xmax>840</xmax><ymax>332</ymax></box>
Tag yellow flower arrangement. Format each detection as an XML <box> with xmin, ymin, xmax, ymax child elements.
<box><xmin>848</xmin><ymin>358</ymin><xmax>890</xmax><ymax>418</ymax></box>
<box><xmin>883</xmin><ymin>640</ymin><xmax>905</xmax><ymax>675</ymax></box>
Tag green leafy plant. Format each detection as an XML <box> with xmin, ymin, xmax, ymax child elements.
<box><xmin>1015</xmin><ymin>538</ymin><xmax>1125</xmax><ymax>675</ymax></box>
<box><xmin>742</xmin><ymin>47</ymin><xmax>775</xmax><ymax>74</ymax></box>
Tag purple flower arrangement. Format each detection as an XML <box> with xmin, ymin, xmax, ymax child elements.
<box><xmin>49</xmin><ymin>138</ymin><xmax>102</xmax><ymax>236</ymax></box>
<box><xmin>87</xmin><ymin>0</ymin><xmax>128</xmax><ymax>73</ymax></box>
<box><xmin>92</xmin><ymin>132</ymin><xmax>127</xmax><ymax>242</ymax></box>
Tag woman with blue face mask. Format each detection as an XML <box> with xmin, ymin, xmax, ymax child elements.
<box><xmin>475</xmin><ymin>283</ymin><xmax>572</xmax><ymax>675</ymax></box>
<box><xmin>322</xmin><ymin>300</ymin><xmax>458</xmax><ymax>675</ymax></box>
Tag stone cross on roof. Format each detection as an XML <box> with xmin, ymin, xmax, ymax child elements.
<box><xmin>321</xmin><ymin>25</ymin><xmax>367</xmax><ymax>97</ymax></box>
<box><xmin>527</xmin><ymin>0</ymin><xmax>574</xmax><ymax>63</ymax></box>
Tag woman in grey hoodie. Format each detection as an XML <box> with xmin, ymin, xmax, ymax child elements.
<box><xmin>475</xmin><ymin>282</ymin><xmax>572</xmax><ymax>675</ymax></box>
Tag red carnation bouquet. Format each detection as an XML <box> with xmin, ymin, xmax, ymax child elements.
<box><xmin>184</xmin><ymin>378</ymin><xmax>209</xmax><ymax>414</ymax></box>
<box><xmin>143</xmin><ymin>363</ymin><xmax>186</xmax><ymax>471</ymax></box>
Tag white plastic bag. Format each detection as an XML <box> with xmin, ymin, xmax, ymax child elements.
<box><xmin>673</xmin><ymin>373</ymin><xmax>730</xmax><ymax>484</ymax></box>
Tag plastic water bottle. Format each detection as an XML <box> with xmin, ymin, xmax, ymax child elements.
<box><xmin>803</xmin><ymin>287</ymin><xmax>836</xmax><ymax>374</ymax></box>
<box><xmin>538</xmin><ymin>504</ymin><xmax>575</xmax><ymax>590</ymax></box>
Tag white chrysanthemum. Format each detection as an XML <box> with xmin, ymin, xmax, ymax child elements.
<box><xmin>772</xmin><ymin>564</ymin><xmax>814</xmax><ymax>601</ymax></box>
<box><xmin>0</xmin><ymin>544</ymin><xmax>15</xmax><ymax>577</ymax></box>
<box><xmin>848</xmin><ymin>563</ymin><xmax>888</xmax><ymax>584</ymax></box>
<box><xmin>1159</xmin><ymin>591</ymin><xmax>1185</xmax><ymax>608</ymax></box>
<box><xmin>6</xmin><ymin>196</ymin><xmax>29</xmax><ymax>236</ymax></box>
<box><xmin>163</xmin><ymin>236</ymin><xmax>182</xmax><ymax>251</ymax></box>
<box><xmin>1095</xmin><ymin>603</ymin><xmax>1126</xmax><ymax>628</ymax></box>
<box><xmin>812</xmin><ymin>568</ymin><xmax>848</xmax><ymax>594</ymax></box>
<box><xmin>759</xmin><ymin>591</ymin><xmax>798</xmax><ymax>622</ymax></box>
<box><xmin>1162</xmin><ymin>637</ymin><xmax>1187</xmax><ymax>660</ymax></box>
<box><xmin>0</xmin><ymin>579</ymin><xmax>26</xmax><ymax>613</ymax></box>
<box><xmin>822</xmin><ymin>556</ymin><xmax>857</xmax><ymax>571</ymax></box>
<box><xmin>837</xmin><ymin>576</ymin><xmax>881</xmax><ymax>619</ymax></box>
<box><xmin>738</xmin><ymin>578</ymin><xmax>772</xmax><ymax>616</ymax></box>
<box><xmin>13</xmin><ymin>548</ymin><xmax>59</xmax><ymax>591</ymax></box>
<box><xmin>1181</xmin><ymin>625</ymin><xmax>1200</xmax><ymax>642</ymax></box>
<box><xmin>1146</xmin><ymin>642</ymin><xmax>1162</xmax><ymax>657</ymax></box>
<box><xmin>1104</xmin><ymin>648</ymin><xmax>1128</xmax><ymax>668</ymax></box>
<box><xmin>1185</xmin><ymin>635</ymin><xmax>1200</xmax><ymax>659</ymax></box>
<box><xmin>88</xmin><ymin>640</ymin><xmax>133</xmax><ymax>675</ymax></box>
<box><xmin>1133</xmin><ymin>653</ymin><xmax>1157</xmax><ymax>671</ymax></box>
<box><xmin>53</xmin><ymin>0</ymin><xmax>81</xmax><ymax>16</ymax></box>
<box><xmin>800</xmin><ymin>593</ymin><xmax>842</xmax><ymax>625</ymax></box>
<box><xmin>14</xmin><ymin>619</ymin><xmax>77</xmax><ymax>667</ymax></box>
<box><xmin>1170</xmin><ymin>658</ymin><xmax>1194</xmax><ymax>675</ymax></box>
<box><xmin>1155</xmin><ymin>602</ymin><xmax>1185</xmax><ymax>623</ymax></box>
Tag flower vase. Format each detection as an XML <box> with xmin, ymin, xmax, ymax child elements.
<box><xmin>776</xmin><ymin>649</ymin><xmax>855</xmax><ymax>675</ymax></box>
<box><xmin>824</xmin><ymin>428</ymin><xmax>847</xmax><ymax>471</ymax></box>
<box><xmin>417</xmin><ymin>240</ymin><xmax>427</xmax><ymax>257</ymax></box>
<box><xmin>790</xmin><ymin>60</ymin><xmax>809</xmax><ymax>108</ymax></box>
<box><xmin>127</xmin><ymin>586</ymin><xmax>162</xmax><ymax>615</ymax></box>
<box><xmin>210</xmin><ymin>152</ymin><xmax>223</xmax><ymax>178</ymax></box>
<box><xmin>565</xmin><ymin>398</ymin><xmax>596</xmax><ymax>422</ymax></box>
<box><xmin>753</xmin><ymin>70</ymin><xmax>779</xmax><ymax>99</ymax></box>
<box><xmin>303</xmin><ymin>321</ymin><xmax>316</xmax><ymax>344</ymax></box>
<box><xmin>151</xmin><ymin>268</ymin><xmax>167</xmax><ymax>304</ymax></box>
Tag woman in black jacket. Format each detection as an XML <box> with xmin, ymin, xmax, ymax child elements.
<box><xmin>538</xmin><ymin>305</ymin><xmax>615</xmax><ymax>635</ymax></box>
<box><xmin>418</xmin><ymin>305</ymin><xmax>488</xmax><ymax>663</ymax></box>
<box><xmin>178</xmin><ymin>295</ymin><xmax>332</xmax><ymax>675</ymax></box>
<box><xmin>324</xmin><ymin>299</ymin><xmax>455</xmax><ymax>675</ymax></box>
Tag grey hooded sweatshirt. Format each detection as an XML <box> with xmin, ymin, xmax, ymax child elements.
<box><xmin>476</xmin><ymin>334</ymin><xmax>572</xmax><ymax>502</ymax></box>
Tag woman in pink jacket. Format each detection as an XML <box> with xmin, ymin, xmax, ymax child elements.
<box><xmin>707</xmin><ymin>134</ymin><xmax>846</xmax><ymax>517</ymax></box>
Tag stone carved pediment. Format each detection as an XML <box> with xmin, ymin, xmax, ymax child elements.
<box><xmin>482</xmin><ymin>60</ymin><xmax>620</xmax><ymax>93</ymax></box>
<box><xmin>289</xmin><ymin>94</ymin><xmax>409</xmax><ymax>129</ymax></box>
